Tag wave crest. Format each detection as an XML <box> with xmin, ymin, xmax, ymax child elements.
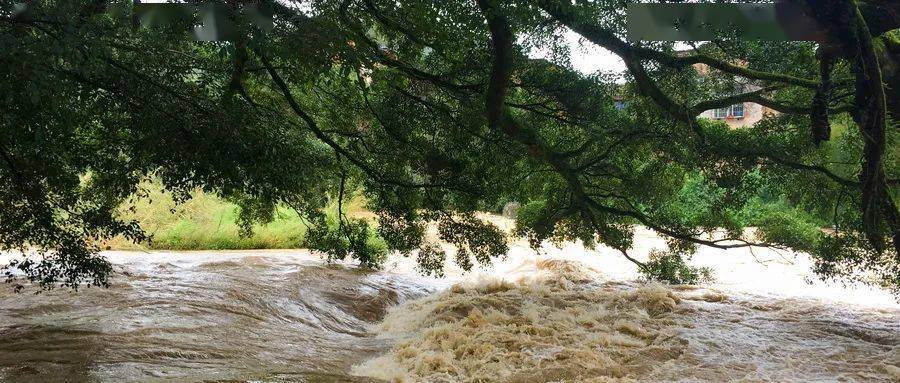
<box><xmin>353</xmin><ymin>259</ymin><xmax>688</xmax><ymax>382</ymax></box>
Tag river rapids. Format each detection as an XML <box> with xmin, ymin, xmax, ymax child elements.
<box><xmin>0</xmin><ymin>229</ymin><xmax>898</xmax><ymax>382</ymax></box>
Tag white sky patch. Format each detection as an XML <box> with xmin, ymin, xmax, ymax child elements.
<box><xmin>529</xmin><ymin>30</ymin><xmax>698</xmax><ymax>79</ymax></box>
<box><xmin>526</xmin><ymin>28</ymin><xmax>627</xmax><ymax>82</ymax></box>
<box><xmin>563</xmin><ymin>30</ymin><xmax>628</xmax><ymax>75</ymax></box>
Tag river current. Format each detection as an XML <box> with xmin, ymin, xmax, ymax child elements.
<box><xmin>0</xmin><ymin>229</ymin><xmax>898</xmax><ymax>382</ymax></box>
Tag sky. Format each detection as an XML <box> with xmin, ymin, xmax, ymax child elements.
<box><xmin>559</xmin><ymin>30</ymin><xmax>628</xmax><ymax>75</ymax></box>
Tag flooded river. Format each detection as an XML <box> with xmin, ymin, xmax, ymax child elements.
<box><xmin>0</xmin><ymin>231</ymin><xmax>898</xmax><ymax>382</ymax></box>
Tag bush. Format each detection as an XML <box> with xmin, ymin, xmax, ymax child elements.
<box><xmin>641</xmin><ymin>249</ymin><xmax>714</xmax><ymax>285</ymax></box>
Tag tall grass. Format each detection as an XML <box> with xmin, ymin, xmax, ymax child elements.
<box><xmin>105</xmin><ymin>186</ymin><xmax>309</xmax><ymax>250</ymax></box>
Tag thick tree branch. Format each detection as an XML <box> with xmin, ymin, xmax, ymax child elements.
<box><xmin>857</xmin><ymin>0</ymin><xmax>900</xmax><ymax>37</ymax></box>
<box><xmin>689</xmin><ymin>86</ymin><xmax>782</xmax><ymax>115</ymax></box>
<box><xmin>846</xmin><ymin>2</ymin><xmax>900</xmax><ymax>254</ymax></box>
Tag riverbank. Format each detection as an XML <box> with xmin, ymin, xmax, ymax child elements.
<box><xmin>103</xmin><ymin>179</ymin><xmax>828</xmax><ymax>254</ymax></box>
<box><xmin>103</xmin><ymin>187</ymin><xmax>308</xmax><ymax>250</ymax></box>
<box><xmin>104</xmin><ymin>185</ymin><xmax>369</xmax><ymax>251</ymax></box>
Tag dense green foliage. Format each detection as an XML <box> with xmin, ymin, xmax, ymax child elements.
<box><xmin>643</xmin><ymin>249</ymin><xmax>714</xmax><ymax>285</ymax></box>
<box><xmin>1</xmin><ymin>1</ymin><xmax>897</xmax><ymax>293</ymax></box>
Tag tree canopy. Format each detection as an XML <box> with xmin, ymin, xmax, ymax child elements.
<box><xmin>1</xmin><ymin>0</ymin><xmax>897</xmax><ymax>293</ymax></box>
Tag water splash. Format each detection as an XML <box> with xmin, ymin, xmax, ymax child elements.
<box><xmin>353</xmin><ymin>260</ymin><xmax>689</xmax><ymax>382</ymax></box>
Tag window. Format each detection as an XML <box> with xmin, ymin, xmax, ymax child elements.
<box><xmin>731</xmin><ymin>103</ymin><xmax>744</xmax><ymax>118</ymax></box>
<box><xmin>714</xmin><ymin>107</ymin><xmax>729</xmax><ymax>118</ymax></box>
<box><xmin>712</xmin><ymin>104</ymin><xmax>744</xmax><ymax>119</ymax></box>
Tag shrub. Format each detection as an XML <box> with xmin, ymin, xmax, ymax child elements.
<box><xmin>641</xmin><ymin>249</ymin><xmax>714</xmax><ymax>285</ymax></box>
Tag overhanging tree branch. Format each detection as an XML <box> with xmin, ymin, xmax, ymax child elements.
<box><xmin>256</xmin><ymin>48</ymin><xmax>465</xmax><ymax>192</ymax></box>
<box><xmin>535</xmin><ymin>0</ymin><xmax>821</xmax><ymax>88</ymax></box>
<box><xmin>476</xmin><ymin>0</ymin><xmax>772</xmax><ymax>254</ymax></box>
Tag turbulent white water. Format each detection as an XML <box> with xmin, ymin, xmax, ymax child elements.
<box><xmin>0</xmin><ymin>229</ymin><xmax>898</xmax><ymax>382</ymax></box>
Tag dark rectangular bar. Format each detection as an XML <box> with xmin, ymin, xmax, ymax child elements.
<box><xmin>627</xmin><ymin>3</ymin><xmax>824</xmax><ymax>42</ymax></box>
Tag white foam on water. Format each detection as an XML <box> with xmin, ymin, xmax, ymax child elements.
<box><xmin>353</xmin><ymin>226</ymin><xmax>900</xmax><ymax>383</ymax></box>
<box><xmin>352</xmin><ymin>259</ymin><xmax>688</xmax><ymax>383</ymax></box>
<box><xmin>1</xmin><ymin>222</ymin><xmax>898</xmax><ymax>382</ymax></box>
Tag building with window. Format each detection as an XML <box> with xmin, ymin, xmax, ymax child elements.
<box><xmin>679</xmin><ymin>49</ymin><xmax>777</xmax><ymax>128</ymax></box>
<box><xmin>696</xmin><ymin>82</ymin><xmax>772</xmax><ymax>128</ymax></box>
<box><xmin>613</xmin><ymin>94</ymin><xmax>628</xmax><ymax>110</ymax></box>
<box><xmin>698</xmin><ymin>99</ymin><xmax>773</xmax><ymax>128</ymax></box>
<box><xmin>612</xmin><ymin>49</ymin><xmax>775</xmax><ymax>128</ymax></box>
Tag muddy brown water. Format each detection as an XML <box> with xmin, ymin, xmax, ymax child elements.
<box><xmin>0</xmin><ymin>252</ymin><xmax>428</xmax><ymax>382</ymax></box>
<box><xmin>0</xmin><ymin>248</ymin><xmax>897</xmax><ymax>382</ymax></box>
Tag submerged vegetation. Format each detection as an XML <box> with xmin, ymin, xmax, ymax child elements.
<box><xmin>0</xmin><ymin>1</ymin><xmax>898</xmax><ymax>293</ymax></box>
